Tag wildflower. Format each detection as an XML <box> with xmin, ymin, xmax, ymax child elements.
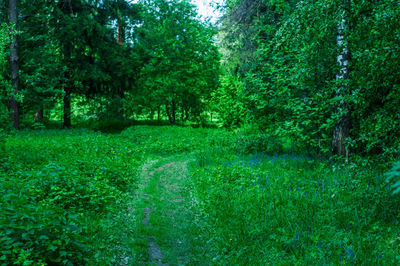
<box><xmin>318</xmin><ymin>238</ymin><xmax>322</xmax><ymax>252</ymax></box>
<box><xmin>112</xmin><ymin>150</ymin><xmax>116</xmax><ymax>153</ymax></box>
<box><xmin>348</xmin><ymin>248</ymin><xmax>354</xmax><ymax>260</ymax></box>
<box><xmin>197</xmin><ymin>169</ymin><xmax>199</xmax><ymax>172</ymax></box>
<box><xmin>229</xmin><ymin>238</ymin><xmax>232</xmax><ymax>241</ymax></box>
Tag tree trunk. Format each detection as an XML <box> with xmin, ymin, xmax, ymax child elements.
<box><xmin>34</xmin><ymin>106</ymin><xmax>44</xmax><ymax>122</ymax></box>
<box><xmin>181</xmin><ymin>104</ymin><xmax>184</xmax><ymax>123</ymax></box>
<box><xmin>118</xmin><ymin>90</ymin><xmax>125</xmax><ymax>120</ymax></box>
<box><xmin>117</xmin><ymin>21</ymin><xmax>125</xmax><ymax>45</ymax></box>
<box><xmin>171</xmin><ymin>99</ymin><xmax>176</xmax><ymax>124</ymax></box>
<box><xmin>63</xmin><ymin>88</ymin><xmax>71</xmax><ymax>128</ymax></box>
<box><xmin>157</xmin><ymin>106</ymin><xmax>161</xmax><ymax>121</ymax></box>
<box><xmin>165</xmin><ymin>103</ymin><xmax>172</xmax><ymax>124</ymax></box>
<box><xmin>9</xmin><ymin>0</ymin><xmax>19</xmax><ymax>129</ymax></box>
<box><xmin>116</xmin><ymin>3</ymin><xmax>125</xmax><ymax>46</ymax></box>
<box><xmin>332</xmin><ymin>4</ymin><xmax>351</xmax><ymax>156</ymax></box>
<box><xmin>185</xmin><ymin>106</ymin><xmax>190</xmax><ymax>121</ymax></box>
<box><xmin>332</xmin><ymin>112</ymin><xmax>350</xmax><ymax>156</ymax></box>
<box><xmin>149</xmin><ymin>109</ymin><xmax>154</xmax><ymax>120</ymax></box>
<box><xmin>165</xmin><ymin>100</ymin><xmax>176</xmax><ymax>124</ymax></box>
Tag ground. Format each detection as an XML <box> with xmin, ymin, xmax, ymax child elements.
<box><xmin>2</xmin><ymin>127</ymin><xmax>399</xmax><ymax>265</ymax></box>
<box><xmin>127</xmin><ymin>155</ymin><xmax>208</xmax><ymax>265</ymax></box>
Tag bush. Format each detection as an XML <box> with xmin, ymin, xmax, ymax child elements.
<box><xmin>0</xmin><ymin>129</ymin><xmax>142</xmax><ymax>264</ymax></box>
<box><xmin>233</xmin><ymin>133</ymin><xmax>284</xmax><ymax>155</ymax></box>
<box><xmin>0</xmin><ymin>182</ymin><xmax>90</xmax><ymax>265</ymax></box>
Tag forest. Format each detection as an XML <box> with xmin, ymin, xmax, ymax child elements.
<box><xmin>1</xmin><ymin>0</ymin><xmax>400</xmax><ymax>264</ymax></box>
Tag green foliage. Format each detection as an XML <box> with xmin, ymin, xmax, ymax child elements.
<box><xmin>1</xmin><ymin>125</ymin><xmax>400</xmax><ymax>264</ymax></box>
<box><xmin>218</xmin><ymin>0</ymin><xmax>400</xmax><ymax>157</ymax></box>
<box><xmin>0</xmin><ymin>23</ymin><xmax>10</xmax><ymax>130</ymax></box>
<box><xmin>121</xmin><ymin>125</ymin><xmax>233</xmax><ymax>155</ymax></box>
<box><xmin>191</xmin><ymin>132</ymin><xmax>400</xmax><ymax>264</ymax></box>
<box><xmin>135</xmin><ymin>0</ymin><xmax>220</xmax><ymax>124</ymax></box>
<box><xmin>386</xmin><ymin>161</ymin><xmax>400</xmax><ymax>195</ymax></box>
<box><xmin>116</xmin><ymin>125</ymin><xmax>400</xmax><ymax>264</ymax></box>
<box><xmin>212</xmin><ymin>74</ymin><xmax>246</xmax><ymax>127</ymax></box>
<box><xmin>233</xmin><ymin>133</ymin><xmax>284</xmax><ymax>155</ymax></box>
<box><xmin>0</xmin><ymin>129</ymin><xmax>143</xmax><ymax>264</ymax></box>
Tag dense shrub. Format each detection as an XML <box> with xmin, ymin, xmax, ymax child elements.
<box><xmin>233</xmin><ymin>134</ymin><xmax>284</xmax><ymax>155</ymax></box>
<box><xmin>0</xmin><ymin>129</ymin><xmax>142</xmax><ymax>264</ymax></box>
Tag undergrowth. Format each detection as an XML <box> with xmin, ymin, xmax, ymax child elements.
<box><xmin>1</xmin><ymin>125</ymin><xmax>400</xmax><ymax>264</ymax></box>
<box><xmin>190</xmin><ymin>146</ymin><xmax>400</xmax><ymax>264</ymax></box>
<box><xmin>0</xmin><ymin>129</ymin><xmax>143</xmax><ymax>265</ymax></box>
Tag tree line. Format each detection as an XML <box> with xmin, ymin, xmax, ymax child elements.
<box><xmin>0</xmin><ymin>0</ymin><xmax>219</xmax><ymax>129</ymax></box>
<box><xmin>214</xmin><ymin>0</ymin><xmax>400</xmax><ymax>158</ymax></box>
<box><xmin>2</xmin><ymin>0</ymin><xmax>400</xmax><ymax>159</ymax></box>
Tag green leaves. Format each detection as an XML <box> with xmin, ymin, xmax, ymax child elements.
<box><xmin>0</xmin><ymin>129</ymin><xmax>143</xmax><ymax>264</ymax></box>
<box><xmin>134</xmin><ymin>0</ymin><xmax>220</xmax><ymax>123</ymax></box>
<box><xmin>386</xmin><ymin>161</ymin><xmax>400</xmax><ymax>195</ymax></box>
<box><xmin>218</xmin><ymin>0</ymin><xmax>400</xmax><ymax>158</ymax></box>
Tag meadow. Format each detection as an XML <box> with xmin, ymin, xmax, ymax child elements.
<box><xmin>1</xmin><ymin>125</ymin><xmax>399</xmax><ymax>265</ymax></box>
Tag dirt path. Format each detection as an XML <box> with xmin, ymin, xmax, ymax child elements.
<box><xmin>135</xmin><ymin>156</ymin><xmax>206</xmax><ymax>265</ymax></box>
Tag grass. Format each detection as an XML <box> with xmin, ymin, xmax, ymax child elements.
<box><xmin>130</xmin><ymin>155</ymin><xmax>210</xmax><ymax>264</ymax></box>
<box><xmin>1</xmin><ymin>125</ymin><xmax>400</xmax><ymax>264</ymax></box>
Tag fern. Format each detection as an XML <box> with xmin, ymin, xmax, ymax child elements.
<box><xmin>386</xmin><ymin>161</ymin><xmax>400</xmax><ymax>194</ymax></box>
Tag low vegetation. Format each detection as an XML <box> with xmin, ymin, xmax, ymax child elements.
<box><xmin>0</xmin><ymin>130</ymin><xmax>143</xmax><ymax>264</ymax></box>
<box><xmin>1</xmin><ymin>0</ymin><xmax>400</xmax><ymax>264</ymax></box>
<box><xmin>2</xmin><ymin>126</ymin><xmax>399</xmax><ymax>264</ymax></box>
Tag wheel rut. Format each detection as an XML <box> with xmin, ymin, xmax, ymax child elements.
<box><xmin>136</xmin><ymin>156</ymin><xmax>205</xmax><ymax>265</ymax></box>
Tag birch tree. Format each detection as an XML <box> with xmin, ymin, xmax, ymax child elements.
<box><xmin>332</xmin><ymin>1</ymin><xmax>351</xmax><ymax>157</ymax></box>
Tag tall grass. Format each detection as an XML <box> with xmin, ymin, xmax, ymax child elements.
<box><xmin>1</xmin><ymin>126</ymin><xmax>399</xmax><ymax>264</ymax></box>
<box><xmin>191</xmin><ymin>143</ymin><xmax>400</xmax><ymax>264</ymax></box>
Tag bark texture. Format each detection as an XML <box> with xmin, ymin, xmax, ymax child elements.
<box><xmin>34</xmin><ymin>107</ymin><xmax>44</xmax><ymax>122</ymax></box>
<box><xmin>166</xmin><ymin>100</ymin><xmax>176</xmax><ymax>124</ymax></box>
<box><xmin>332</xmin><ymin>7</ymin><xmax>351</xmax><ymax>156</ymax></box>
<box><xmin>9</xmin><ymin>0</ymin><xmax>19</xmax><ymax>129</ymax></box>
<box><xmin>63</xmin><ymin>88</ymin><xmax>71</xmax><ymax>128</ymax></box>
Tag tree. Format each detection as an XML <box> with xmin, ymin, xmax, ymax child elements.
<box><xmin>8</xmin><ymin>0</ymin><xmax>19</xmax><ymax>129</ymax></box>
<box><xmin>0</xmin><ymin>23</ymin><xmax>10</xmax><ymax>129</ymax></box>
<box><xmin>49</xmin><ymin>0</ymin><xmax>139</xmax><ymax>127</ymax></box>
<box><xmin>137</xmin><ymin>0</ymin><xmax>220</xmax><ymax>124</ymax></box>
<box><xmin>332</xmin><ymin>1</ymin><xmax>350</xmax><ymax>156</ymax></box>
<box><xmin>217</xmin><ymin>0</ymin><xmax>400</xmax><ymax>158</ymax></box>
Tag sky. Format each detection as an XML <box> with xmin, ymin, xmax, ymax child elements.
<box><xmin>192</xmin><ymin>0</ymin><xmax>223</xmax><ymax>23</ymax></box>
<box><xmin>129</xmin><ymin>0</ymin><xmax>224</xmax><ymax>23</ymax></box>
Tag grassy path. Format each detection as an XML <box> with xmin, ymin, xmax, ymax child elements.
<box><xmin>132</xmin><ymin>155</ymin><xmax>208</xmax><ymax>265</ymax></box>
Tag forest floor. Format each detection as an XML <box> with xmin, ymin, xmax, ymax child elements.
<box><xmin>2</xmin><ymin>126</ymin><xmax>399</xmax><ymax>265</ymax></box>
<box><xmin>131</xmin><ymin>155</ymin><xmax>208</xmax><ymax>265</ymax></box>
